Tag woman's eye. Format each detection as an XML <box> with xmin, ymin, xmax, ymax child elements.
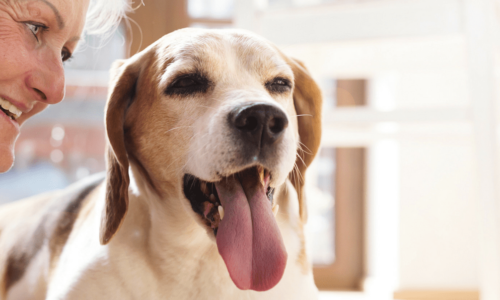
<box><xmin>61</xmin><ymin>48</ymin><xmax>72</xmax><ymax>62</ymax></box>
<box><xmin>25</xmin><ymin>23</ymin><xmax>47</xmax><ymax>41</ymax></box>
<box><xmin>27</xmin><ymin>24</ymin><xmax>40</xmax><ymax>35</ymax></box>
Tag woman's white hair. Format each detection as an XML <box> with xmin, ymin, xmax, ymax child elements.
<box><xmin>84</xmin><ymin>0</ymin><xmax>133</xmax><ymax>37</ymax></box>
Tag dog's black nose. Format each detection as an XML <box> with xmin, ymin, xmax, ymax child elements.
<box><xmin>229</xmin><ymin>103</ymin><xmax>288</xmax><ymax>147</ymax></box>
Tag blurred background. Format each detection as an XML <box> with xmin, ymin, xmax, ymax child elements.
<box><xmin>2</xmin><ymin>0</ymin><xmax>500</xmax><ymax>299</ymax></box>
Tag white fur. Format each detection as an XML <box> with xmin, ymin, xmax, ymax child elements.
<box><xmin>43</xmin><ymin>179</ymin><xmax>317</xmax><ymax>300</ymax></box>
<box><xmin>4</xmin><ymin>29</ymin><xmax>319</xmax><ymax>300</ymax></box>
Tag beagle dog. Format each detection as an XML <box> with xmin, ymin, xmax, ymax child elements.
<box><xmin>0</xmin><ymin>28</ymin><xmax>322</xmax><ymax>300</ymax></box>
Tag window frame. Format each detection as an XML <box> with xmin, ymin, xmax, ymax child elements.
<box><xmin>312</xmin><ymin>80</ymin><xmax>367</xmax><ymax>291</ymax></box>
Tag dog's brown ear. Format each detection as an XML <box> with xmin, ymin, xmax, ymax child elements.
<box><xmin>288</xmin><ymin>58</ymin><xmax>323</xmax><ymax>223</ymax></box>
<box><xmin>99</xmin><ymin>59</ymin><xmax>139</xmax><ymax>245</ymax></box>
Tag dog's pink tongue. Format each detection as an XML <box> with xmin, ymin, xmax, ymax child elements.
<box><xmin>215</xmin><ymin>169</ymin><xmax>287</xmax><ymax>291</ymax></box>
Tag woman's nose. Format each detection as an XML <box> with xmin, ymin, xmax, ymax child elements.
<box><xmin>27</xmin><ymin>47</ymin><xmax>65</xmax><ymax>105</ymax></box>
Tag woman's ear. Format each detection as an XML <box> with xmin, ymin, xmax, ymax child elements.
<box><xmin>99</xmin><ymin>59</ymin><xmax>140</xmax><ymax>245</ymax></box>
<box><xmin>288</xmin><ymin>58</ymin><xmax>323</xmax><ymax>223</ymax></box>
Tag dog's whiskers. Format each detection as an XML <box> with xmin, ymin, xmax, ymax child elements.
<box><xmin>295</xmin><ymin>147</ymin><xmax>308</xmax><ymax>168</ymax></box>
<box><xmin>291</xmin><ymin>162</ymin><xmax>305</xmax><ymax>199</ymax></box>
<box><xmin>290</xmin><ymin>163</ymin><xmax>302</xmax><ymax>195</ymax></box>
<box><xmin>164</xmin><ymin>126</ymin><xmax>194</xmax><ymax>134</ymax></box>
<box><xmin>292</xmin><ymin>161</ymin><xmax>304</xmax><ymax>183</ymax></box>
<box><xmin>298</xmin><ymin>141</ymin><xmax>312</xmax><ymax>155</ymax></box>
<box><xmin>189</xmin><ymin>175</ymin><xmax>197</xmax><ymax>191</ymax></box>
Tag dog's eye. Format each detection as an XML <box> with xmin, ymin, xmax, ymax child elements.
<box><xmin>175</xmin><ymin>78</ymin><xmax>196</xmax><ymax>88</ymax></box>
<box><xmin>266</xmin><ymin>77</ymin><xmax>292</xmax><ymax>94</ymax></box>
<box><xmin>166</xmin><ymin>74</ymin><xmax>210</xmax><ymax>96</ymax></box>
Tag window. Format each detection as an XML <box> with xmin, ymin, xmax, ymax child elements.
<box><xmin>307</xmin><ymin>80</ymin><xmax>367</xmax><ymax>290</ymax></box>
<box><xmin>188</xmin><ymin>0</ymin><xmax>233</xmax><ymax>29</ymax></box>
<box><xmin>307</xmin><ymin>148</ymin><xmax>336</xmax><ymax>266</ymax></box>
<box><xmin>127</xmin><ymin>0</ymin><xmax>233</xmax><ymax>54</ymax></box>
<box><xmin>267</xmin><ymin>0</ymin><xmax>382</xmax><ymax>9</ymax></box>
<box><xmin>188</xmin><ymin>0</ymin><xmax>233</xmax><ymax>27</ymax></box>
<box><xmin>310</xmin><ymin>146</ymin><xmax>366</xmax><ymax>290</ymax></box>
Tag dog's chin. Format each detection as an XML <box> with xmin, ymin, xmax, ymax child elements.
<box><xmin>182</xmin><ymin>165</ymin><xmax>275</xmax><ymax>238</ymax></box>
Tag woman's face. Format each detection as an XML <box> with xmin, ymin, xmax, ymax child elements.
<box><xmin>0</xmin><ymin>0</ymin><xmax>89</xmax><ymax>172</ymax></box>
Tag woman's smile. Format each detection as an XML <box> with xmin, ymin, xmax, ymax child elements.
<box><xmin>0</xmin><ymin>98</ymin><xmax>20</xmax><ymax>131</ymax></box>
<box><xmin>0</xmin><ymin>0</ymin><xmax>90</xmax><ymax>172</ymax></box>
<box><xmin>0</xmin><ymin>97</ymin><xmax>23</xmax><ymax>121</ymax></box>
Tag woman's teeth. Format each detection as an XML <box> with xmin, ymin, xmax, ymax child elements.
<box><xmin>0</xmin><ymin>97</ymin><xmax>22</xmax><ymax>120</ymax></box>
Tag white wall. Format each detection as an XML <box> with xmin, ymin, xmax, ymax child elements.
<box><xmin>399</xmin><ymin>140</ymin><xmax>479</xmax><ymax>289</ymax></box>
<box><xmin>281</xmin><ymin>36</ymin><xmax>480</xmax><ymax>292</ymax></box>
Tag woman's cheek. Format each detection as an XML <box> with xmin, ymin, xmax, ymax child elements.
<box><xmin>0</xmin><ymin>31</ymin><xmax>32</xmax><ymax>81</ymax></box>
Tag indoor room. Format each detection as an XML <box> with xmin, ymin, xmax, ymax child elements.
<box><xmin>0</xmin><ymin>0</ymin><xmax>498</xmax><ymax>299</ymax></box>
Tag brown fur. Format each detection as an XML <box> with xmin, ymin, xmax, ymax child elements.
<box><xmin>99</xmin><ymin>32</ymin><xmax>323</xmax><ymax>247</ymax></box>
<box><xmin>283</xmin><ymin>56</ymin><xmax>323</xmax><ymax>223</ymax></box>
<box><xmin>0</xmin><ymin>28</ymin><xmax>323</xmax><ymax>299</ymax></box>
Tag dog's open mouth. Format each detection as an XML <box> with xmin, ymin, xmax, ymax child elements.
<box><xmin>183</xmin><ymin>166</ymin><xmax>276</xmax><ymax>236</ymax></box>
<box><xmin>183</xmin><ymin>166</ymin><xmax>287</xmax><ymax>292</ymax></box>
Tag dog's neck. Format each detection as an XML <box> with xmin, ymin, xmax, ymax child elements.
<box><xmin>116</xmin><ymin>165</ymin><xmax>220</xmax><ymax>265</ymax></box>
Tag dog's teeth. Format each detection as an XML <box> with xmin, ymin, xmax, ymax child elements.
<box><xmin>257</xmin><ymin>166</ymin><xmax>265</xmax><ymax>184</ymax></box>
<box><xmin>200</xmin><ymin>182</ymin><xmax>209</xmax><ymax>195</ymax></box>
<box><xmin>272</xmin><ymin>205</ymin><xmax>279</xmax><ymax>217</ymax></box>
<box><xmin>218</xmin><ymin>206</ymin><xmax>224</xmax><ymax>220</ymax></box>
<box><xmin>209</xmin><ymin>194</ymin><xmax>216</xmax><ymax>202</ymax></box>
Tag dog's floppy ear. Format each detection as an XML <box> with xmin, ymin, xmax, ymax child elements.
<box><xmin>99</xmin><ymin>58</ymin><xmax>140</xmax><ymax>245</ymax></box>
<box><xmin>288</xmin><ymin>58</ymin><xmax>323</xmax><ymax>223</ymax></box>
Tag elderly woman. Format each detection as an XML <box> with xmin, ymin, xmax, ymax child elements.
<box><xmin>0</xmin><ymin>0</ymin><xmax>129</xmax><ymax>173</ymax></box>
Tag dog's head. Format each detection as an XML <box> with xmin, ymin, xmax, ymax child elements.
<box><xmin>100</xmin><ymin>28</ymin><xmax>322</xmax><ymax>291</ymax></box>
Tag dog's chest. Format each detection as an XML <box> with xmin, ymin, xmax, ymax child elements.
<box><xmin>46</xmin><ymin>227</ymin><xmax>317</xmax><ymax>300</ymax></box>
<box><xmin>48</xmin><ymin>248</ymin><xmax>316</xmax><ymax>300</ymax></box>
